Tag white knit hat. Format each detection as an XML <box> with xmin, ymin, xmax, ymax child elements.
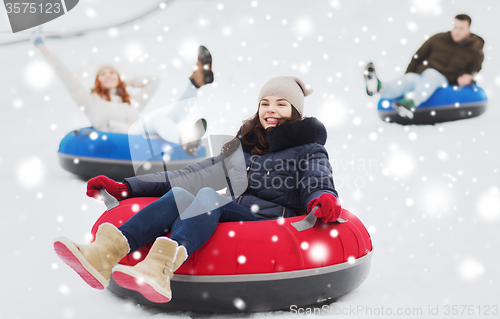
<box><xmin>258</xmin><ymin>76</ymin><xmax>313</xmax><ymax>116</ymax></box>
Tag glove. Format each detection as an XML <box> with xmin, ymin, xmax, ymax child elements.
<box><xmin>86</xmin><ymin>175</ymin><xmax>129</xmax><ymax>200</ymax></box>
<box><xmin>307</xmin><ymin>193</ymin><xmax>342</xmax><ymax>223</ymax></box>
<box><xmin>31</xmin><ymin>26</ymin><xmax>45</xmax><ymax>47</ymax></box>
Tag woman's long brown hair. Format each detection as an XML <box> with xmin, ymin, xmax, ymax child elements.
<box><xmin>91</xmin><ymin>69</ymin><xmax>131</xmax><ymax>105</ymax></box>
<box><xmin>222</xmin><ymin>105</ymin><xmax>302</xmax><ymax>157</ymax></box>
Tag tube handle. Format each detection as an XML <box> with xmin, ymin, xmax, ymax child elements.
<box><xmin>99</xmin><ymin>189</ymin><xmax>119</xmax><ymax>211</ymax></box>
<box><xmin>291</xmin><ymin>206</ymin><xmax>347</xmax><ymax>232</ymax></box>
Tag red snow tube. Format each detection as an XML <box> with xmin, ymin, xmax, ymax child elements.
<box><xmin>91</xmin><ymin>197</ymin><xmax>373</xmax><ymax>312</ymax></box>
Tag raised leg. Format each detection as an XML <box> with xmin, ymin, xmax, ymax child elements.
<box><xmin>380</xmin><ymin>72</ymin><xmax>421</xmax><ymax>100</ymax></box>
<box><xmin>405</xmin><ymin>68</ymin><xmax>448</xmax><ymax>107</ymax></box>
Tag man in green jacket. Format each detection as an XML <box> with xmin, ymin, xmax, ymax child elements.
<box><xmin>364</xmin><ymin>14</ymin><xmax>485</xmax><ymax>118</ymax></box>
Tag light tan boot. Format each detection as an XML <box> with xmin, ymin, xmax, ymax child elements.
<box><xmin>111</xmin><ymin>237</ymin><xmax>188</xmax><ymax>303</ymax></box>
<box><xmin>54</xmin><ymin>223</ymin><xmax>129</xmax><ymax>289</ymax></box>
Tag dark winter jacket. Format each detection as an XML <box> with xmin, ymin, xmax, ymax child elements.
<box><xmin>405</xmin><ymin>31</ymin><xmax>484</xmax><ymax>85</ymax></box>
<box><xmin>124</xmin><ymin>117</ymin><xmax>338</xmax><ymax>220</ymax></box>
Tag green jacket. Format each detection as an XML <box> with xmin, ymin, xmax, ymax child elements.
<box><xmin>406</xmin><ymin>31</ymin><xmax>484</xmax><ymax>85</ymax></box>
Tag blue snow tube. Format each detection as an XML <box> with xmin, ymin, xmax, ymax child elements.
<box><xmin>377</xmin><ymin>84</ymin><xmax>488</xmax><ymax>125</ymax></box>
<box><xmin>58</xmin><ymin>127</ymin><xmax>207</xmax><ymax>180</ymax></box>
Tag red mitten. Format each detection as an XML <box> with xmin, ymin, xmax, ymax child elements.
<box><xmin>86</xmin><ymin>175</ymin><xmax>129</xmax><ymax>200</ymax></box>
<box><xmin>307</xmin><ymin>193</ymin><xmax>342</xmax><ymax>223</ymax></box>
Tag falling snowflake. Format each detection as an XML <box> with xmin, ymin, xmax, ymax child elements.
<box><xmin>58</xmin><ymin>284</ymin><xmax>71</xmax><ymax>295</ymax></box>
<box><xmin>329</xmin><ymin>0</ymin><xmax>341</xmax><ymax>9</ymax></box>
<box><xmin>85</xmin><ymin>7</ymin><xmax>97</xmax><ymax>19</ymax></box>
<box><xmin>233</xmin><ymin>298</ymin><xmax>246</xmax><ymax>310</ymax></box>
<box><xmin>295</xmin><ymin>18</ymin><xmax>314</xmax><ymax>36</ymax></box>
<box><xmin>309</xmin><ymin>243</ymin><xmax>328</xmax><ymax>263</ymax></box>
<box><xmin>133</xmin><ymin>251</ymin><xmax>142</xmax><ymax>260</ymax></box>
<box><xmin>16</xmin><ymin>157</ymin><xmax>45</xmax><ymax>189</ymax></box>
<box><xmin>419</xmin><ymin>183</ymin><xmax>453</xmax><ymax>216</ymax></box>
<box><xmin>386</xmin><ymin>150</ymin><xmax>415</xmax><ymax>179</ymax></box>
<box><xmin>12</xmin><ymin>98</ymin><xmax>23</xmax><ymax>109</ymax></box>
<box><xmin>436</xmin><ymin>150</ymin><xmax>449</xmax><ymax>162</ymax></box>
<box><xmin>411</xmin><ymin>0</ymin><xmax>442</xmax><ymax>15</ymax></box>
<box><xmin>25</xmin><ymin>60</ymin><xmax>54</xmax><ymax>89</ymax></box>
<box><xmin>318</xmin><ymin>99</ymin><xmax>348</xmax><ymax>127</ymax></box>
<box><xmin>406</xmin><ymin>21</ymin><xmax>418</xmax><ymax>32</ymax></box>
<box><xmin>459</xmin><ymin>258</ymin><xmax>485</xmax><ymax>281</ymax></box>
<box><xmin>476</xmin><ymin>187</ymin><xmax>500</xmax><ymax>221</ymax></box>
<box><xmin>124</xmin><ymin>42</ymin><xmax>144</xmax><ymax>60</ymax></box>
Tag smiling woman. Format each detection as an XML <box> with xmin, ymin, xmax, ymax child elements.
<box><xmin>259</xmin><ymin>96</ymin><xmax>293</xmax><ymax>129</ymax></box>
<box><xmin>30</xmin><ymin>28</ymin><xmax>215</xmax><ymax>136</ymax></box>
<box><xmin>234</xmin><ymin>76</ymin><xmax>312</xmax><ymax>156</ymax></box>
<box><xmin>53</xmin><ymin>75</ymin><xmax>372</xmax><ymax>310</ymax></box>
<box><xmin>33</xmin><ymin>41</ymin><xmax>159</xmax><ymax>133</ymax></box>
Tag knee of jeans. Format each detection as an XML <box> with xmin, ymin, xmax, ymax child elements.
<box><xmin>422</xmin><ymin>68</ymin><xmax>438</xmax><ymax>74</ymax></box>
<box><xmin>171</xmin><ymin>187</ymin><xmax>191</xmax><ymax>195</ymax></box>
<box><xmin>422</xmin><ymin>68</ymin><xmax>445</xmax><ymax>79</ymax></box>
<box><xmin>197</xmin><ymin>187</ymin><xmax>217</xmax><ymax>196</ymax></box>
<box><xmin>170</xmin><ymin>187</ymin><xmax>195</xmax><ymax>201</ymax></box>
<box><xmin>196</xmin><ymin>187</ymin><xmax>222</xmax><ymax>202</ymax></box>
<box><xmin>404</xmin><ymin>72</ymin><xmax>421</xmax><ymax>81</ymax></box>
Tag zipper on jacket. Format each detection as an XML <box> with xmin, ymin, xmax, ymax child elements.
<box><xmin>237</xmin><ymin>156</ymin><xmax>259</xmax><ymax>205</ymax></box>
<box><xmin>246</xmin><ymin>156</ymin><xmax>259</xmax><ymax>196</ymax></box>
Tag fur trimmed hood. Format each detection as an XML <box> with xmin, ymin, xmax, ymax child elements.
<box><xmin>242</xmin><ymin>117</ymin><xmax>327</xmax><ymax>153</ymax></box>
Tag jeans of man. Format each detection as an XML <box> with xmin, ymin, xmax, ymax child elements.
<box><xmin>119</xmin><ymin>186</ymin><xmax>258</xmax><ymax>256</ymax></box>
<box><xmin>381</xmin><ymin>68</ymin><xmax>449</xmax><ymax>107</ymax></box>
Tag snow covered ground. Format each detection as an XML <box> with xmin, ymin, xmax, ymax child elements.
<box><xmin>1</xmin><ymin>0</ymin><xmax>499</xmax><ymax>318</ymax></box>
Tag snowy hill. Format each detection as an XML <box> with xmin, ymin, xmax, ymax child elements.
<box><xmin>1</xmin><ymin>0</ymin><xmax>499</xmax><ymax>318</ymax></box>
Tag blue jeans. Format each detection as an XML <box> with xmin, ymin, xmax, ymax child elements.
<box><xmin>381</xmin><ymin>68</ymin><xmax>449</xmax><ymax>107</ymax></box>
<box><xmin>119</xmin><ymin>187</ymin><xmax>258</xmax><ymax>256</ymax></box>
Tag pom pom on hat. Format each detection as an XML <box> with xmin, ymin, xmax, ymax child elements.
<box><xmin>258</xmin><ymin>76</ymin><xmax>313</xmax><ymax>116</ymax></box>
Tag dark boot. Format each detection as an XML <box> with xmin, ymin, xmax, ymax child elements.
<box><xmin>179</xmin><ymin>118</ymin><xmax>207</xmax><ymax>157</ymax></box>
<box><xmin>392</xmin><ymin>98</ymin><xmax>415</xmax><ymax>119</ymax></box>
<box><xmin>189</xmin><ymin>45</ymin><xmax>214</xmax><ymax>88</ymax></box>
<box><xmin>364</xmin><ymin>62</ymin><xmax>382</xmax><ymax>96</ymax></box>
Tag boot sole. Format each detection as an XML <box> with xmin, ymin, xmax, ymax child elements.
<box><xmin>393</xmin><ymin>104</ymin><xmax>415</xmax><ymax>119</ymax></box>
<box><xmin>54</xmin><ymin>238</ymin><xmax>107</xmax><ymax>290</ymax></box>
<box><xmin>199</xmin><ymin>46</ymin><xmax>214</xmax><ymax>84</ymax></box>
<box><xmin>180</xmin><ymin>118</ymin><xmax>207</xmax><ymax>157</ymax></box>
<box><xmin>364</xmin><ymin>63</ymin><xmax>377</xmax><ymax>96</ymax></box>
<box><xmin>203</xmin><ymin>70</ymin><xmax>214</xmax><ymax>84</ymax></box>
<box><xmin>198</xmin><ymin>45</ymin><xmax>212</xmax><ymax>65</ymax></box>
<box><xmin>112</xmin><ymin>265</ymin><xmax>171</xmax><ymax>303</ymax></box>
